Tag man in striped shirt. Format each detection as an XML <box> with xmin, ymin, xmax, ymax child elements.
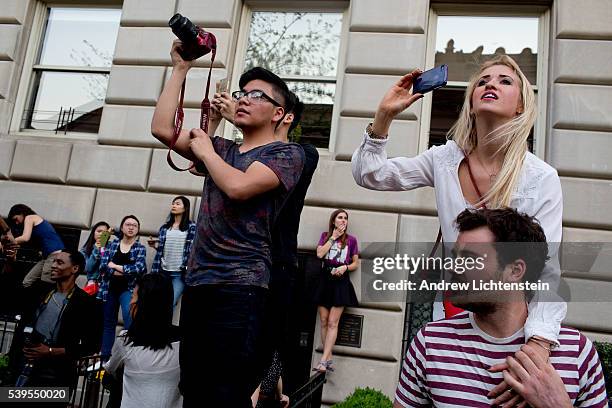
<box><xmin>395</xmin><ymin>208</ymin><xmax>608</xmax><ymax>408</ymax></box>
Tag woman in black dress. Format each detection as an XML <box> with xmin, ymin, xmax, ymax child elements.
<box><xmin>313</xmin><ymin>209</ymin><xmax>359</xmax><ymax>372</ymax></box>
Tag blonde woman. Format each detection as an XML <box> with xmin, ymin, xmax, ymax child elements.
<box><xmin>352</xmin><ymin>56</ymin><xmax>563</xmax><ymax>403</ymax></box>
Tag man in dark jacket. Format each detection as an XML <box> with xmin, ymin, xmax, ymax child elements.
<box><xmin>15</xmin><ymin>249</ymin><xmax>102</xmax><ymax>393</ymax></box>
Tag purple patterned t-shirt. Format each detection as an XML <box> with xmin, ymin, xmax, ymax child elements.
<box><xmin>185</xmin><ymin>137</ymin><xmax>304</xmax><ymax>288</ymax></box>
<box><xmin>318</xmin><ymin>232</ymin><xmax>359</xmax><ymax>267</ymax></box>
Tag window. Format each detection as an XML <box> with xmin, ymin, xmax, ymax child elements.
<box><xmin>423</xmin><ymin>12</ymin><xmax>547</xmax><ymax>155</ymax></box>
<box><xmin>16</xmin><ymin>6</ymin><xmax>121</xmax><ymax>135</ymax></box>
<box><xmin>239</xmin><ymin>10</ymin><xmax>343</xmax><ymax>148</ymax></box>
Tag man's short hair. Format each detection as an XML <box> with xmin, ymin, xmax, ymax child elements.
<box><xmin>239</xmin><ymin>67</ymin><xmax>291</xmax><ymax>109</ymax></box>
<box><xmin>455</xmin><ymin>208</ymin><xmax>549</xmax><ymax>282</ymax></box>
<box><xmin>60</xmin><ymin>249</ymin><xmax>85</xmax><ymax>276</ymax></box>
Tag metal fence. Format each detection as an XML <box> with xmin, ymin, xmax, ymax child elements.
<box><xmin>289</xmin><ymin>371</ymin><xmax>326</xmax><ymax>408</ymax></box>
<box><xmin>0</xmin><ymin>315</ymin><xmax>17</xmax><ymax>356</ymax></box>
<box><xmin>70</xmin><ymin>354</ymin><xmax>109</xmax><ymax>408</ymax></box>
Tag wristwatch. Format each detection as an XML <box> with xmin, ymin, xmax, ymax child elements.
<box><xmin>366</xmin><ymin>122</ymin><xmax>387</xmax><ymax>140</ymax></box>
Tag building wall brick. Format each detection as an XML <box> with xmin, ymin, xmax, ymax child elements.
<box><xmin>349</xmin><ymin>0</ymin><xmax>427</xmax><ymax>33</ymax></box>
<box><xmin>67</xmin><ymin>144</ymin><xmax>152</xmax><ymax>191</ymax></box>
<box><xmin>92</xmin><ymin>189</ymin><xmax>197</xmax><ymax>235</ymax></box>
<box><xmin>10</xmin><ymin>140</ymin><xmax>72</xmax><ymax>183</ymax></box>
<box><xmin>0</xmin><ymin>139</ymin><xmax>16</xmax><ymax>178</ymax></box>
<box><xmin>0</xmin><ymin>180</ymin><xmax>95</xmax><ymax>228</ymax></box>
<box><xmin>105</xmin><ymin>66</ymin><xmax>166</xmax><ymax>106</ymax></box>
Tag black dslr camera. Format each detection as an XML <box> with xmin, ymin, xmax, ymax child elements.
<box><xmin>168</xmin><ymin>13</ymin><xmax>216</xmax><ymax>61</ymax></box>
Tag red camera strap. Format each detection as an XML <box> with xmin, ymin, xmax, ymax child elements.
<box><xmin>167</xmin><ymin>47</ymin><xmax>217</xmax><ymax>172</ymax></box>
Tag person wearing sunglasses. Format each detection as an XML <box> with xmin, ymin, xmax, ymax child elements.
<box><xmin>152</xmin><ymin>41</ymin><xmax>304</xmax><ymax>408</ymax></box>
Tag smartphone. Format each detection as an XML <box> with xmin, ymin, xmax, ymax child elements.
<box><xmin>412</xmin><ymin>65</ymin><xmax>448</xmax><ymax>95</ymax></box>
<box><xmin>98</xmin><ymin>230</ymin><xmax>111</xmax><ymax>248</ymax></box>
<box><xmin>216</xmin><ymin>77</ymin><xmax>228</xmax><ymax>94</ymax></box>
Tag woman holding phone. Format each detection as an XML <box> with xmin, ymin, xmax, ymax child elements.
<box><xmin>98</xmin><ymin>215</ymin><xmax>147</xmax><ymax>359</ymax></box>
<box><xmin>313</xmin><ymin>209</ymin><xmax>360</xmax><ymax>372</ymax></box>
<box><xmin>351</xmin><ymin>55</ymin><xmax>563</xmax><ymax>403</ymax></box>
<box><xmin>80</xmin><ymin>221</ymin><xmax>111</xmax><ymax>294</ymax></box>
<box><xmin>149</xmin><ymin>196</ymin><xmax>196</xmax><ymax>307</ymax></box>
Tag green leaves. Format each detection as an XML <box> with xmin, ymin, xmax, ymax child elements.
<box><xmin>332</xmin><ymin>387</ymin><xmax>394</xmax><ymax>408</ymax></box>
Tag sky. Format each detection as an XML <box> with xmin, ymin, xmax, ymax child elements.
<box><xmin>436</xmin><ymin>16</ymin><xmax>539</xmax><ymax>54</ymax></box>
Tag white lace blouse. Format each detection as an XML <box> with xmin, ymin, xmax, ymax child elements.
<box><xmin>352</xmin><ymin>133</ymin><xmax>565</xmax><ymax>344</ymax></box>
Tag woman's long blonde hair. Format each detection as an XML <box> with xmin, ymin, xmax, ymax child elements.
<box><xmin>448</xmin><ymin>55</ymin><xmax>537</xmax><ymax>208</ymax></box>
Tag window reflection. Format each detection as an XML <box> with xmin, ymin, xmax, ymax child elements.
<box><xmin>245</xmin><ymin>12</ymin><xmax>342</xmax><ymax>77</ymax></box>
<box><xmin>25</xmin><ymin>72</ymin><xmax>108</xmax><ymax>132</ymax></box>
<box><xmin>39</xmin><ymin>8</ymin><xmax>121</xmax><ymax>68</ymax></box>
<box><xmin>428</xmin><ymin>16</ymin><xmax>539</xmax><ymax>149</ymax></box>
<box><xmin>244</xmin><ymin>11</ymin><xmax>343</xmax><ymax>149</ymax></box>
<box><xmin>22</xmin><ymin>7</ymin><xmax>120</xmax><ymax>134</ymax></box>
<box><xmin>286</xmin><ymin>82</ymin><xmax>335</xmax><ymax>148</ymax></box>
<box><xmin>287</xmin><ymin>82</ymin><xmax>335</xmax><ymax>105</ymax></box>
<box><xmin>434</xmin><ymin>16</ymin><xmax>538</xmax><ymax>84</ymax></box>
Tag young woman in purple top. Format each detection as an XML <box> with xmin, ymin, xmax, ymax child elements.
<box><xmin>314</xmin><ymin>209</ymin><xmax>360</xmax><ymax>372</ymax></box>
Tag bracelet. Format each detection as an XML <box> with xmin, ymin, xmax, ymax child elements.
<box><xmin>531</xmin><ymin>335</ymin><xmax>557</xmax><ymax>350</ymax></box>
<box><xmin>530</xmin><ymin>339</ymin><xmax>551</xmax><ymax>355</ymax></box>
<box><xmin>48</xmin><ymin>347</ymin><xmax>53</xmax><ymax>356</ymax></box>
<box><xmin>366</xmin><ymin>122</ymin><xmax>388</xmax><ymax>140</ymax></box>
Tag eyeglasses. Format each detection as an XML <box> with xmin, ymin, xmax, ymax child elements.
<box><xmin>231</xmin><ymin>89</ymin><xmax>282</xmax><ymax>107</ymax></box>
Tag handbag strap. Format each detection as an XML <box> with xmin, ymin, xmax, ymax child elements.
<box><xmin>167</xmin><ymin>47</ymin><xmax>217</xmax><ymax>172</ymax></box>
<box><xmin>429</xmin><ymin>228</ymin><xmax>442</xmax><ymax>258</ymax></box>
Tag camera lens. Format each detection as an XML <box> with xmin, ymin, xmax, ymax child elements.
<box><xmin>168</xmin><ymin>13</ymin><xmax>183</xmax><ymax>28</ymax></box>
<box><xmin>168</xmin><ymin>13</ymin><xmax>198</xmax><ymax>43</ymax></box>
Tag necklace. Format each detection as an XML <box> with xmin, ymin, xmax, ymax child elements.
<box><xmin>474</xmin><ymin>153</ymin><xmax>500</xmax><ymax>182</ymax></box>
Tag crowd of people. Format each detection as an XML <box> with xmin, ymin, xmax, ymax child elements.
<box><xmin>0</xmin><ymin>41</ymin><xmax>608</xmax><ymax>408</ymax></box>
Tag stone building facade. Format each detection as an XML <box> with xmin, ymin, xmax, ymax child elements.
<box><xmin>0</xmin><ymin>0</ymin><xmax>610</xmax><ymax>405</ymax></box>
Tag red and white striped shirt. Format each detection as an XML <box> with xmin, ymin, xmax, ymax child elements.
<box><xmin>396</xmin><ymin>312</ymin><xmax>608</xmax><ymax>407</ymax></box>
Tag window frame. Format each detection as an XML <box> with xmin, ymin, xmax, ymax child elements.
<box><xmin>226</xmin><ymin>2</ymin><xmax>349</xmax><ymax>153</ymax></box>
<box><xmin>419</xmin><ymin>5</ymin><xmax>550</xmax><ymax>159</ymax></box>
<box><xmin>10</xmin><ymin>1</ymin><xmax>122</xmax><ymax>140</ymax></box>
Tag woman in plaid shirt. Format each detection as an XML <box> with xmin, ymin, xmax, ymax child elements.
<box><xmin>98</xmin><ymin>214</ymin><xmax>147</xmax><ymax>359</ymax></box>
<box><xmin>149</xmin><ymin>196</ymin><xmax>196</xmax><ymax>307</ymax></box>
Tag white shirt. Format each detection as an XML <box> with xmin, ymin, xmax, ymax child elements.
<box><xmin>104</xmin><ymin>332</ymin><xmax>182</xmax><ymax>408</ymax></box>
<box><xmin>162</xmin><ymin>228</ymin><xmax>188</xmax><ymax>272</ymax></box>
<box><xmin>352</xmin><ymin>134</ymin><xmax>566</xmax><ymax>343</ymax></box>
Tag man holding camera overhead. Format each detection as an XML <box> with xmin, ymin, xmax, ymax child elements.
<box><xmin>152</xmin><ymin>32</ymin><xmax>304</xmax><ymax>407</ymax></box>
